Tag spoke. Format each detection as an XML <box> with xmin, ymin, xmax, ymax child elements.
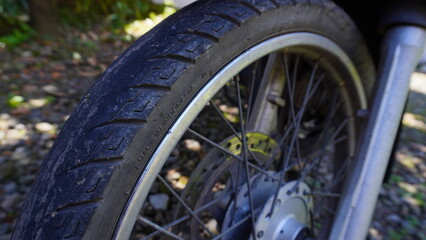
<box><xmin>307</xmin><ymin>73</ymin><xmax>325</xmax><ymax>100</ymax></box>
<box><xmin>304</xmin><ymin>191</ymin><xmax>341</xmax><ymax>198</ymax></box>
<box><xmin>289</xmin><ymin>119</ymin><xmax>348</xmax><ymax>195</ymax></box>
<box><xmin>268</xmin><ymin>61</ymin><xmax>320</xmax><ymax>216</ymax></box>
<box><xmin>307</xmin><ymin>91</ymin><xmax>341</xmax><ymax>193</ymax></box>
<box><xmin>245</xmin><ymin>61</ymin><xmax>259</xmax><ymax>126</ymax></box>
<box><xmin>323</xmin><ymin>205</ymin><xmax>336</xmax><ymax>215</ymax></box>
<box><xmin>187</xmin><ymin>128</ymin><xmax>278</xmax><ymax>179</ymax></box>
<box><xmin>282</xmin><ymin>53</ymin><xmax>302</xmax><ymax>169</ymax></box>
<box><xmin>209</xmin><ymin>100</ymin><xmax>240</xmax><ymax>139</ymax></box>
<box><xmin>324</xmin><ymin>92</ymin><xmax>342</xmax><ymax>123</ymax></box>
<box><xmin>211</xmin><ymin>207</ymin><xmax>263</xmax><ymax>240</ymax></box>
<box><xmin>137</xmin><ymin>216</ymin><xmax>185</xmax><ymax>240</ymax></box>
<box><xmin>264</xmin><ymin>107</ymin><xmax>305</xmax><ymax>169</ymax></box>
<box><xmin>157</xmin><ymin>176</ymin><xmax>214</xmax><ymax>237</ymax></box>
<box><xmin>325</xmin><ymin>155</ymin><xmax>350</xmax><ymax>191</ymax></box>
<box><xmin>265</xmin><ymin>59</ymin><xmax>324</xmax><ymax>170</ymax></box>
<box><xmin>208</xmin><ymin>100</ymin><xmax>265</xmax><ymax>167</ymax></box>
<box><xmin>235</xmin><ymin>76</ymin><xmax>257</xmax><ymax>240</ymax></box>
<box><xmin>289</xmin><ymin>135</ymin><xmax>347</xmax><ymax>176</ymax></box>
<box><xmin>312</xmin><ymin>157</ymin><xmax>351</xmax><ymax>218</ymax></box>
<box><xmin>230</xmin><ymin>133</ymin><xmax>243</xmax><ymax>224</ymax></box>
<box><xmin>291</xmin><ymin>55</ymin><xmax>300</xmax><ymax>95</ymax></box>
<box><xmin>139</xmin><ymin>193</ymin><xmax>228</xmax><ymax>240</ymax></box>
<box><xmin>300</xmin><ymin>118</ymin><xmax>348</xmax><ymax>180</ymax></box>
<box><xmin>310</xmin><ymin>90</ymin><xmax>341</xmax><ymax>153</ymax></box>
<box><xmin>247</xmin><ymin>149</ymin><xmax>269</xmax><ymax>169</ymax></box>
<box><xmin>246</xmin><ymin>53</ymin><xmax>279</xmax><ymax>132</ymax></box>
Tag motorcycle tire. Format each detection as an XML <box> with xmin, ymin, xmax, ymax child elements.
<box><xmin>13</xmin><ymin>0</ymin><xmax>375</xmax><ymax>239</ymax></box>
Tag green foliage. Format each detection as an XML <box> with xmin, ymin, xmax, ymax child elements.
<box><xmin>0</xmin><ymin>0</ymin><xmax>175</xmax><ymax>47</ymax></box>
<box><xmin>7</xmin><ymin>94</ymin><xmax>25</xmax><ymax>108</ymax></box>
<box><xmin>0</xmin><ymin>0</ymin><xmax>34</xmax><ymax>47</ymax></box>
<box><xmin>0</xmin><ymin>22</ymin><xmax>34</xmax><ymax>47</ymax></box>
<box><xmin>388</xmin><ymin>174</ymin><xmax>403</xmax><ymax>185</ymax></box>
<box><xmin>60</xmin><ymin>0</ymin><xmax>175</xmax><ymax>28</ymax></box>
<box><xmin>124</xmin><ymin>5</ymin><xmax>176</xmax><ymax>38</ymax></box>
<box><xmin>413</xmin><ymin>190</ymin><xmax>425</xmax><ymax>207</ymax></box>
<box><xmin>389</xmin><ymin>229</ymin><xmax>405</xmax><ymax>240</ymax></box>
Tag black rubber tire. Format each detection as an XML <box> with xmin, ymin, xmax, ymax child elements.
<box><xmin>13</xmin><ymin>0</ymin><xmax>375</xmax><ymax>239</ymax></box>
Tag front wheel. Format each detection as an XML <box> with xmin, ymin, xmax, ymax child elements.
<box><xmin>13</xmin><ymin>0</ymin><xmax>375</xmax><ymax>239</ymax></box>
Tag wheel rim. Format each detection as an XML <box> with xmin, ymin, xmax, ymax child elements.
<box><xmin>114</xmin><ymin>32</ymin><xmax>367</xmax><ymax>239</ymax></box>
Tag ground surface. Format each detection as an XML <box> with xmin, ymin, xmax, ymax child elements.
<box><xmin>0</xmin><ymin>29</ymin><xmax>425</xmax><ymax>239</ymax></box>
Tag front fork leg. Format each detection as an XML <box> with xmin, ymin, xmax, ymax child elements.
<box><xmin>330</xmin><ymin>26</ymin><xmax>426</xmax><ymax>240</ymax></box>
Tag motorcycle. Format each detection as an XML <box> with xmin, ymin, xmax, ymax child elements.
<box><xmin>12</xmin><ymin>0</ymin><xmax>426</xmax><ymax>239</ymax></box>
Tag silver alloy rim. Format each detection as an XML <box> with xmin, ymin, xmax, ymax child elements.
<box><xmin>114</xmin><ymin>32</ymin><xmax>367</xmax><ymax>239</ymax></box>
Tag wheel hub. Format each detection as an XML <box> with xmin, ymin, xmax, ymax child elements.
<box><xmin>220</xmin><ymin>177</ymin><xmax>312</xmax><ymax>240</ymax></box>
<box><xmin>254</xmin><ymin>181</ymin><xmax>312</xmax><ymax>240</ymax></box>
<box><xmin>221</xmin><ymin>172</ymin><xmax>281</xmax><ymax>239</ymax></box>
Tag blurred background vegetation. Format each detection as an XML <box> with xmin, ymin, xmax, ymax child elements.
<box><xmin>0</xmin><ymin>0</ymin><xmax>176</xmax><ymax>48</ymax></box>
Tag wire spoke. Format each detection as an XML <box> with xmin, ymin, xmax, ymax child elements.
<box><xmin>208</xmin><ymin>100</ymin><xmax>265</xmax><ymax>167</ymax></box>
<box><xmin>137</xmin><ymin>216</ymin><xmax>185</xmax><ymax>240</ymax></box>
<box><xmin>289</xmin><ymin>135</ymin><xmax>347</xmax><ymax>177</ymax></box>
<box><xmin>268</xmin><ymin>61</ymin><xmax>320</xmax><ymax>215</ymax></box>
<box><xmin>312</xmin><ymin>158</ymin><xmax>351</xmax><ymax>218</ymax></box>
<box><xmin>281</xmin><ymin>53</ymin><xmax>302</xmax><ymax>169</ymax></box>
<box><xmin>310</xmin><ymin>90</ymin><xmax>341</xmax><ymax>155</ymax></box>
<box><xmin>264</xmin><ymin>107</ymin><xmax>305</xmax><ymax>169</ymax></box>
<box><xmin>289</xmin><ymin>119</ymin><xmax>348</xmax><ymax>196</ymax></box>
<box><xmin>304</xmin><ymin>192</ymin><xmax>341</xmax><ymax>198</ymax></box>
<box><xmin>246</xmin><ymin>53</ymin><xmax>278</xmax><ymax>131</ymax></box>
<box><xmin>157</xmin><ymin>176</ymin><xmax>214</xmax><ymax>237</ymax></box>
<box><xmin>325</xmin><ymin>156</ymin><xmax>351</xmax><ymax>191</ymax></box>
<box><xmin>235</xmin><ymin>76</ymin><xmax>257</xmax><ymax>240</ymax></box>
<box><xmin>187</xmin><ymin>128</ymin><xmax>279</xmax><ymax>179</ymax></box>
<box><xmin>139</xmin><ymin>192</ymin><xmax>230</xmax><ymax>240</ymax></box>
<box><xmin>304</xmin><ymin>120</ymin><xmax>347</xmax><ymax>176</ymax></box>
<box><xmin>297</xmin><ymin>89</ymin><xmax>342</xmax><ymax>196</ymax></box>
<box><xmin>211</xmin><ymin>206</ymin><xmax>264</xmax><ymax>240</ymax></box>
<box><xmin>299</xmin><ymin>115</ymin><xmax>347</xmax><ymax>180</ymax></box>
<box><xmin>245</xmin><ymin>60</ymin><xmax>259</xmax><ymax>125</ymax></box>
<box><xmin>209</xmin><ymin>100</ymin><xmax>240</xmax><ymax>139</ymax></box>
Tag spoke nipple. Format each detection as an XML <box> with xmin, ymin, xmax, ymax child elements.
<box><xmin>267</xmin><ymin>94</ymin><xmax>286</xmax><ymax>107</ymax></box>
<box><xmin>257</xmin><ymin>231</ymin><xmax>264</xmax><ymax>238</ymax></box>
<box><xmin>356</xmin><ymin>109</ymin><xmax>369</xmax><ymax>118</ymax></box>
